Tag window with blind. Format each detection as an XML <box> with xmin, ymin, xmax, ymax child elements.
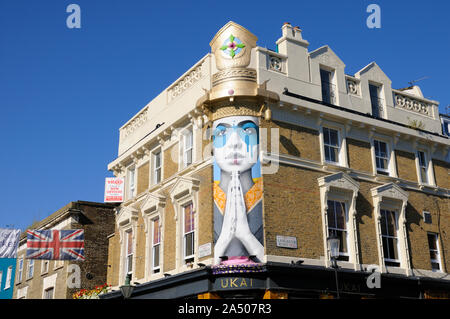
<box><xmin>183</xmin><ymin>203</ymin><xmax>195</xmax><ymax>263</ymax></box>
<box><xmin>125</xmin><ymin>231</ymin><xmax>133</xmax><ymax>275</ymax></box>
<box><xmin>152</xmin><ymin>218</ymin><xmax>161</xmax><ymax>273</ymax></box>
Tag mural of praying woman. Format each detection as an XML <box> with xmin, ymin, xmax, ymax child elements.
<box><xmin>212</xmin><ymin>115</ymin><xmax>264</xmax><ymax>265</ymax></box>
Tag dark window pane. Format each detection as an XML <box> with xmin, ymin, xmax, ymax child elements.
<box><xmin>428</xmin><ymin>234</ymin><xmax>437</xmax><ymax>250</ymax></box>
<box><xmin>338</xmin><ymin>230</ymin><xmax>347</xmax><ymax>254</ymax></box>
<box><xmin>382</xmin><ymin>237</ymin><xmax>389</xmax><ymax>258</ymax></box>
<box><xmin>324</xmin><ymin>146</ymin><xmax>331</xmax><ymax>162</ymax></box>
<box><xmin>380</xmin><ymin>210</ymin><xmax>388</xmax><ymax>235</ymax></box>
<box><xmin>185</xmin><ymin>233</ymin><xmax>194</xmax><ymax>257</ymax></box>
<box><xmin>431</xmin><ymin>262</ymin><xmax>440</xmax><ymax>271</ymax></box>
<box><xmin>323</xmin><ymin>128</ymin><xmax>330</xmax><ymax>144</ymax></box>
<box><xmin>386</xmin><ymin>211</ymin><xmax>396</xmax><ymax>237</ymax></box>
<box><xmin>153</xmin><ymin>245</ymin><xmax>160</xmax><ymax>268</ymax></box>
<box><xmin>329</xmin><ymin>129</ymin><xmax>338</xmax><ymax>146</ymax></box>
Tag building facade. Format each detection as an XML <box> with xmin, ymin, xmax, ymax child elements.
<box><xmin>0</xmin><ymin>258</ymin><xmax>16</xmax><ymax>299</ymax></box>
<box><xmin>103</xmin><ymin>22</ymin><xmax>450</xmax><ymax>299</ymax></box>
<box><xmin>13</xmin><ymin>201</ymin><xmax>117</xmax><ymax>299</ymax></box>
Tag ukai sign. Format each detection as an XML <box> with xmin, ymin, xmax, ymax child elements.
<box><xmin>213</xmin><ymin>276</ymin><xmax>265</xmax><ymax>290</ymax></box>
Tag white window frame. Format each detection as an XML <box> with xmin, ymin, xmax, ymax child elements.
<box><xmin>41</xmin><ymin>260</ymin><xmax>49</xmax><ymax>275</ymax></box>
<box><xmin>374</xmin><ymin>140</ymin><xmax>389</xmax><ymax>175</ymax></box>
<box><xmin>53</xmin><ymin>259</ymin><xmax>64</xmax><ymax>270</ymax></box>
<box><xmin>4</xmin><ymin>266</ymin><xmax>12</xmax><ymax>290</ymax></box>
<box><xmin>17</xmin><ymin>286</ymin><xmax>28</xmax><ymax>299</ymax></box>
<box><xmin>326</xmin><ymin>199</ymin><xmax>349</xmax><ymax>260</ymax></box>
<box><xmin>319</xmin><ymin>67</ymin><xmax>337</xmax><ymax>105</ymax></box>
<box><xmin>181</xmin><ymin>127</ymin><xmax>194</xmax><ymax>169</ymax></box>
<box><xmin>27</xmin><ymin>260</ymin><xmax>34</xmax><ymax>280</ymax></box>
<box><xmin>427</xmin><ymin>233</ymin><xmax>442</xmax><ymax>272</ymax></box>
<box><xmin>44</xmin><ymin>287</ymin><xmax>54</xmax><ymax>299</ymax></box>
<box><xmin>125</xmin><ymin>229</ymin><xmax>133</xmax><ymax>276</ymax></box>
<box><xmin>152</xmin><ymin>149</ymin><xmax>162</xmax><ymax>185</ymax></box>
<box><xmin>423</xmin><ymin>211</ymin><xmax>432</xmax><ymax>224</ymax></box>
<box><xmin>380</xmin><ymin>209</ymin><xmax>401</xmax><ymax>267</ymax></box>
<box><xmin>318</xmin><ymin>172</ymin><xmax>360</xmax><ymax>270</ymax></box>
<box><xmin>369</xmin><ymin>82</ymin><xmax>385</xmax><ymax>118</ymax></box>
<box><xmin>151</xmin><ymin>217</ymin><xmax>161</xmax><ymax>273</ymax></box>
<box><xmin>117</xmin><ymin>205</ymin><xmax>139</xmax><ymax>285</ymax></box>
<box><xmin>141</xmin><ymin>192</ymin><xmax>166</xmax><ymax>281</ymax></box>
<box><xmin>17</xmin><ymin>258</ymin><xmax>23</xmax><ymax>282</ymax></box>
<box><xmin>169</xmin><ymin>177</ymin><xmax>200</xmax><ymax>272</ymax></box>
<box><xmin>127</xmin><ymin>165</ymin><xmax>136</xmax><ymax>200</ymax></box>
<box><xmin>323</xmin><ymin>127</ymin><xmax>340</xmax><ymax>164</ymax></box>
<box><xmin>371</xmin><ymin>183</ymin><xmax>411</xmax><ymax>275</ymax></box>
<box><xmin>183</xmin><ymin>202</ymin><xmax>195</xmax><ymax>263</ymax></box>
<box><xmin>319</xmin><ymin>121</ymin><xmax>348</xmax><ymax>168</ymax></box>
<box><xmin>370</xmin><ymin>135</ymin><xmax>397</xmax><ymax>177</ymax></box>
<box><xmin>415</xmin><ymin>148</ymin><xmax>435</xmax><ymax>187</ymax></box>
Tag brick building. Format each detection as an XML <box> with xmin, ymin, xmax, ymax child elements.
<box><xmin>13</xmin><ymin>201</ymin><xmax>117</xmax><ymax>299</ymax></box>
<box><xmin>102</xmin><ymin>22</ymin><xmax>450</xmax><ymax>299</ymax></box>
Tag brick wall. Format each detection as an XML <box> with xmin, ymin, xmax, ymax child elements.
<box><xmin>406</xmin><ymin>190</ymin><xmax>449</xmax><ymax>272</ymax></box>
<box><xmin>137</xmin><ymin>161</ymin><xmax>149</xmax><ymax>195</ymax></box>
<box><xmin>263</xmin><ymin>163</ymin><xmax>324</xmax><ymax>259</ymax></box>
<box><xmin>164</xmin><ymin>143</ymin><xmax>179</xmax><ymax>180</ymax></box>
<box><xmin>134</xmin><ymin>214</ymin><xmax>146</xmax><ymax>280</ymax></box>
<box><xmin>13</xmin><ymin>201</ymin><xmax>116</xmax><ymax>299</ymax></box>
<box><xmin>263</xmin><ymin>120</ymin><xmax>321</xmax><ymax>162</ymax></box>
<box><xmin>106</xmin><ymin>230</ymin><xmax>120</xmax><ymax>287</ymax></box>
<box><xmin>354</xmin><ymin>181</ymin><xmax>380</xmax><ymax>265</ymax></box>
<box><xmin>347</xmin><ymin>138</ymin><xmax>373</xmax><ymax>173</ymax></box>
<box><xmin>433</xmin><ymin>159</ymin><xmax>450</xmax><ymax>189</ymax></box>
<box><xmin>161</xmin><ymin>193</ymin><xmax>176</xmax><ymax>272</ymax></box>
<box><xmin>194</xmin><ymin>166</ymin><xmax>214</xmax><ymax>262</ymax></box>
<box><xmin>396</xmin><ymin>150</ymin><xmax>418</xmax><ymax>182</ymax></box>
<box><xmin>67</xmin><ymin>202</ymin><xmax>116</xmax><ymax>298</ymax></box>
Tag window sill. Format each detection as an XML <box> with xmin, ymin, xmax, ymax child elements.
<box><xmin>419</xmin><ymin>183</ymin><xmax>437</xmax><ymax>191</ymax></box>
<box><xmin>385</xmin><ymin>265</ymin><xmax>408</xmax><ymax>276</ymax></box>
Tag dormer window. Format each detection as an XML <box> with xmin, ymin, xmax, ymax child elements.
<box><xmin>369</xmin><ymin>83</ymin><xmax>383</xmax><ymax>118</ymax></box>
<box><xmin>320</xmin><ymin>68</ymin><xmax>336</xmax><ymax>104</ymax></box>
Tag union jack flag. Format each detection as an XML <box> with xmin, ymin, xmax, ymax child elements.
<box><xmin>26</xmin><ymin>229</ymin><xmax>85</xmax><ymax>261</ymax></box>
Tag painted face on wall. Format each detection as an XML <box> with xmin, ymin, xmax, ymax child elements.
<box><xmin>213</xmin><ymin>116</ymin><xmax>259</xmax><ymax>173</ymax></box>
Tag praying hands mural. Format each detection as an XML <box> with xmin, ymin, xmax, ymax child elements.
<box><xmin>213</xmin><ymin>116</ymin><xmax>264</xmax><ymax>264</ymax></box>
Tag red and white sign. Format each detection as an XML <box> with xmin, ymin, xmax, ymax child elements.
<box><xmin>104</xmin><ymin>177</ymin><xmax>124</xmax><ymax>202</ymax></box>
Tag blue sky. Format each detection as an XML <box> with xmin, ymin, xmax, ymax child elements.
<box><xmin>0</xmin><ymin>0</ymin><xmax>448</xmax><ymax>231</ymax></box>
